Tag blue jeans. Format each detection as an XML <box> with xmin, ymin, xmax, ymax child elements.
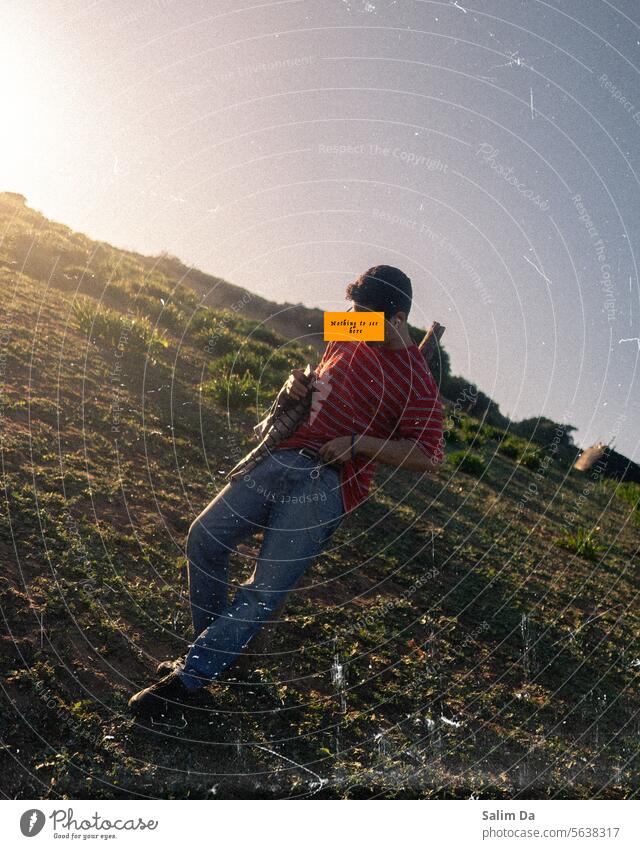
<box><xmin>177</xmin><ymin>449</ymin><xmax>345</xmax><ymax>691</ymax></box>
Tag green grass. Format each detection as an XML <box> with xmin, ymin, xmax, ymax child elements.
<box><xmin>497</xmin><ymin>434</ymin><xmax>525</xmax><ymax>459</ymax></box>
<box><xmin>72</xmin><ymin>298</ymin><xmax>168</xmax><ymax>359</ymax></box>
<box><xmin>448</xmin><ymin>450</ymin><xmax>486</xmax><ymax>476</ymax></box>
<box><xmin>602</xmin><ymin>479</ymin><xmax>640</xmax><ymax>518</ymax></box>
<box><xmin>495</xmin><ymin>435</ymin><xmax>542</xmax><ymax>471</ymax></box>
<box><xmin>204</xmin><ymin>369</ymin><xmax>256</xmax><ymax>409</ymax></box>
<box><xmin>555</xmin><ymin>526</ymin><xmax>604</xmax><ymax>561</ymax></box>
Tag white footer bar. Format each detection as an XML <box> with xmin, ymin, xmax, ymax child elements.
<box><xmin>2</xmin><ymin>799</ymin><xmax>638</xmax><ymax>848</ymax></box>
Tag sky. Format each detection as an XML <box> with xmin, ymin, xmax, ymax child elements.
<box><xmin>2</xmin><ymin>0</ymin><xmax>639</xmax><ymax>461</ymax></box>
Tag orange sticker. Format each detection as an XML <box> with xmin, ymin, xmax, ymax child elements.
<box><xmin>323</xmin><ymin>311</ymin><xmax>385</xmax><ymax>341</ymax></box>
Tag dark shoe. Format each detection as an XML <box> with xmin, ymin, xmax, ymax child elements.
<box><xmin>128</xmin><ymin>672</ymin><xmax>197</xmax><ymax>722</ymax></box>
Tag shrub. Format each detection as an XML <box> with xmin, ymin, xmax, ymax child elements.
<box><xmin>138</xmin><ymin>276</ymin><xmax>172</xmax><ymax>301</ymax></box>
<box><xmin>126</xmin><ymin>292</ymin><xmax>164</xmax><ymax>322</ymax></box>
<box><xmin>448</xmin><ymin>450</ymin><xmax>486</xmax><ymax>476</ymax></box>
<box><xmin>172</xmin><ymin>282</ymin><xmax>199</xmax><ymax>311</ymax></box>
<box><xmin>459</xmin><ymin>418</ymin><xmax>494</xmax><ymax>446</ymax></box>
<box><xmin>202</xmin><ymin>308</ymin><xmax>250</xmax><ymax>338</ymax></box>
<box><xmin>600</xmin><ymin>480</ymin><xmax>640</xmax><ymax>521</ymax></box>
<box><xmin>444</xmin><ymin>422</ymin><xmax>465</xmax><ymax>447</ymax></box>
<box><xmin>484</xmin><ymin>425</ymin><xmax>506</xmax><ymax>441</ymax></box>
<box><xmin>266</xmin><ymin>347</ymin><xmax>307</xmax><ymax>375</ymax></box>
<box><xmin>205</xmin><ymin>370</ymin><xmax>255</xmax><ymax>410</ymax></box>
<box><xmin>192</xmin><ymin>312</ymin><xmax>243</xmax><ymax>355</ymax></box>
<box><xmin>213</xmin><ymin>346</ymin><xmax>305</xmax><ymax>392</ymax></box>
<box><xmin>157</xmin><ymin>302</ymin><xmax>188</xmax><ymax>334</ymax></box>
<box><xmin>200</xmin><ymin>327</ymin><xmax>242</xmax><ymax>356</ymax></box>
<box><xmin>248</xmin><ymin>325</ymin><xmax>281</xmax><ymax>346</ymax></box>
<box><xmin>72</xmin><ymin>299</ymin><xmax>167</xmax><ymax>358</ymax></box>
<box><xmin>610</xmin><ymin>481</ymin><xmax>640</xmax><ymax>511</ymax></box>
<box><xmin>518</xmin><ymin>448</ymin><xmax>542</xmax><ymax>471</ymax></box>
<box><xmin>497</xmin><ymin>435</ymin><xmax>522</xmax><ymax>459</ymax></box>
<box><xmin>214</xmin><ymin>349</ymin><xmax>266</xmax><ymax>381</ymax></box>
<box><xmin>555</xmin><ymin>526</ymin><xmax>603</xmax><ymax>561</ymax></box>
<box><xmin>217</xmin><ymin>311</ymin><xmax>269</xmax><ymax>341</ymax></box>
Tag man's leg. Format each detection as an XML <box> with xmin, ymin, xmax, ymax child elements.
<box><xmin>178</xmin><ymin>458</ymin><xmax>344</xmax><ymax>690</ymax></box>
<box><xmin>129</xmin><ymin>453</ymin><xmax>291</xmax><ymax>718</ymax></box>
<box><xmin>185</xmin><ymin>454</ymin><xmax>287</xmax><ymax>636</ymax></box>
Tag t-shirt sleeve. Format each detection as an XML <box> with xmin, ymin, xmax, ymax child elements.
<box><xmin>397</xmin><ymin>365</ymin><xmax>445</xmax><ymax>463</ymax></box>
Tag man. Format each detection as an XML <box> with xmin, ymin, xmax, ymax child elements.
<box><xmin>129</xmin><ymin>265</ymin><xmax>444</xmax><ymax>720</ymax></box>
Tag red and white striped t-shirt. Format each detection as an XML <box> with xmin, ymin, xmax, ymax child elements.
<box><xmin>276</xmin><ymin>340</ymin><xmax>444</xmax><ymax>512</ymax></box>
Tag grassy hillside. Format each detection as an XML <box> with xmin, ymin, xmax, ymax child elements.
<box><xmin>0</xmin><ymin>192</ymin><xmax>500</xmax><ymax>417</ymax></box>
<box><xmin>1</xmin><ymin>192</ymin><xmax>639</xmax><ymax>799</ymax></box>
<box><xmin>0</xmin><ymin>191</ymin><xmax>327</xmax><ymax>353</ymax></box>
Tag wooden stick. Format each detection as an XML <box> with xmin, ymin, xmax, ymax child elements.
<box><xmin>418</xmin><ymin>321</ymin><xmax>445</xmax><ymax>367</ymax></box>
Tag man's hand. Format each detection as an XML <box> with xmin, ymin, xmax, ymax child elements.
<box><xmin>318</xmin><ymin>436</ymin><xmax>353</xmax><ymax>465</ymax></box>
<box><xmin>282</xmin><ymin>368</ymin><xmax>312</xmax><ymax>401</ymax></box>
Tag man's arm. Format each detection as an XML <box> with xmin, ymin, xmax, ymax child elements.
<box><xmin>317</xmin><ymin>434</ymin><xmax>443</xmax><ymax>473</ymax></box>
<box><xmin>358</xmin><ymin>435</ymin><xmax>443</xmax><ymax>472</ymax></box>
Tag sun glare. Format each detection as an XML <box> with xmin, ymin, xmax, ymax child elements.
<box><xmin>0</xmin><ymin>9</ymin><xmax>56</xmax><ymax>192</ymax></box>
